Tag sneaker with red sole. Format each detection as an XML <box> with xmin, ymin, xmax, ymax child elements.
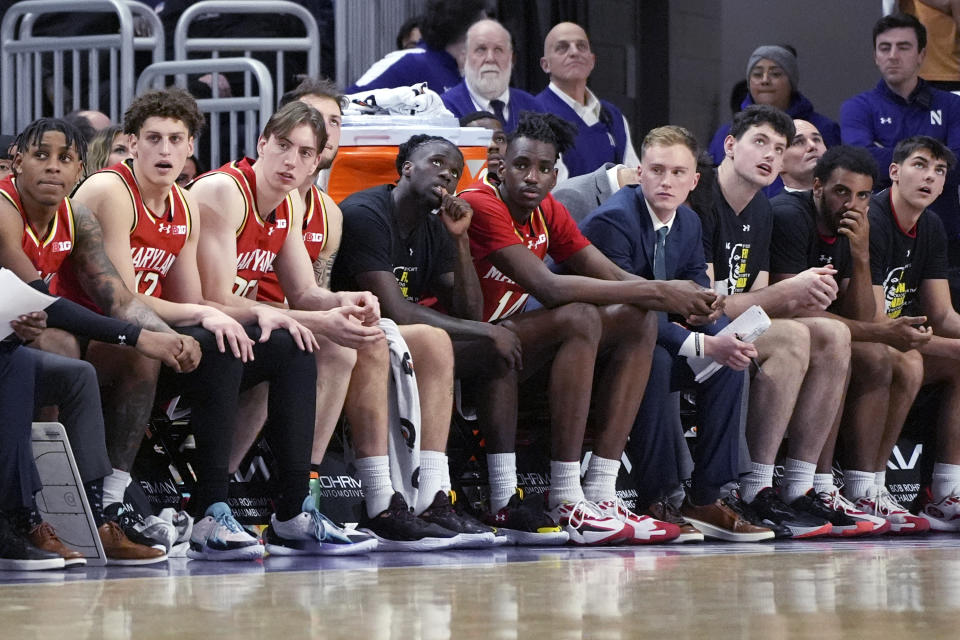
<box><xmin>817</xmin><ymin>488</ymin><xmax>890</xmax><ymax>535</ymax></box>
<box><xmin>918</xmin><ymin>493</ymin><xmax>960</xmax><ymax>532</ymax></box>
<box><xmin>548</xmin><ymin>499</ymin><xmax>633</xmax><ymax>546</ymax></box>
<box><xmin>595</xmin><ymin>498</ymin><xmax>681</xmax><ymax>544</ymax></box>
<box><xmin>854</xmin><ymin>486</ymin><xmax>930</xmax><ymax>535</ymax></box>
<box><xmin>789</xmin><ymin>490</ymin><xmax>875</xmax><ymax>537</ymax></box>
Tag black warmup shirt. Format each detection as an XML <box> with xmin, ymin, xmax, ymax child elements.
<box><xmin>700</xmin><ymin>178</ymin><xmax>772</xmax><ymax>293</ymax></box>
<box><xmin>770</xmin><ymin>190</ymin><xmax>853</xmax><ymax>280</ymax></box>
<box><xmin>332</xmin><ymin>184</ymin><xmax>457</xmax><ymax>303</ymax></box>
<box><xmin>868</xmin><ymin>189</ymin><xmax>949</xmax><ymax>319</ymax></box>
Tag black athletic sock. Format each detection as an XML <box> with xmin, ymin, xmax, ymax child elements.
<box><xmin>84</xmin><ymin>478</ymin><xmax>105</xmax><ymax>526</ymax></box>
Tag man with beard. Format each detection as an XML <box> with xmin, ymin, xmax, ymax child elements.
<box><xmin>771</xmin><ymin>145</ymin><xmax>931</xmax><ymax>534</ymax></box>
<box><xmin>441</xmin><ymin>19</ymin><xmax>541</xmax><ymax>133</ymax></box>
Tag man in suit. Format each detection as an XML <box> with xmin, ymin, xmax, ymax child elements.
<box><xmin>441</xmin><ymin>19</ymin><xmax>541</xmax><ymax>132</ymax></box>
<box><xmin>552</xmin><ymin>162</ymin><xmax>638</xmax><ymax>223</ymax></box>
<box><xmin>581</xmin><ymin>125</ymin><xmax>771</xmax><ymax>542</ymax></box>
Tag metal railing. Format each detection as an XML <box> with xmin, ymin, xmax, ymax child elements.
<box><xmin>174</xmin><ymin>0</ymin><xmax>319</xmax><ymax>103</ymax></box>
<box><xmin>136</xmin><ymin>57</ymin><xmax>274</xmax><ymax>170</ymax></box>
<box><xmin>1</xmin><ymin>0</ymin><xmax>137</xmax><ymax>134</ymax></box>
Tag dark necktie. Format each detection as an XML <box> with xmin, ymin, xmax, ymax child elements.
<box><xmin>653</xmin><ymin>226</ymin><xmax>668</xmax><ymax>280</ymax></box>
<box><xmin>489</xmin><ymin>99</ymin><xmax>506</xmax><ymax>124</ymax></box>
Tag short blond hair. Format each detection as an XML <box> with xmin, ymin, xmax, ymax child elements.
<box><xmin>641</xmin><ymin>125</ymin><xmax>699</xmax><ymax>159</ymax></box>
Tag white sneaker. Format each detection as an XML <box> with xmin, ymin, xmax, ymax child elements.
<box><xmin>854</xmin><ymin>486</ymin><xmax>930</xmax><ymax>535</ymax></box>
<box><xmin>264</xmin><ymin>497</ymin><xmax>378</xmax><ymax>556</ymax></box>
<box><xmin>188</xmin><ymin>502</ymin><xmax>264</xmax><ymax>561</ymax></box>
<box><xmin>595</xmin><ymin>498</ymin><xmax>681</xmax><ymax>544</ymax></box>
<box><xmin>919</xmin><ymin>494</ymin><xmax>960</xmax><ymax>531</ymax></box>
<box><xmin>157</xmin><ymin>508</ymin><xmax>193</xmax><ymax>557</ymax></box>
<box><xmin>548</xmin><ymin>499</ymin><xmax>632</xmax><ymax>546</ymax></box>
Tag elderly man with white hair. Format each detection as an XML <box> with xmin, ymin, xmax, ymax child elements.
<box><xmin>441</xmin><ymin>19</ymin><xmax>541</xmax><ymax>132</ymax></box>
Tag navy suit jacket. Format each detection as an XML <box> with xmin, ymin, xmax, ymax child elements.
<box><xmin>441</xmin><ymin>81</ymin><xmax>541</xmax><ymax>132</ymax></box>
<box><xmin>580</xmin><ymin>185</ymin><xmax>718</xmax><ymax>355</ymax></box>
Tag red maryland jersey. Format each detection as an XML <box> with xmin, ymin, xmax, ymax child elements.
<box><xmin>195</xmin><ymin>157</ymin><xmax>291</xmax><ymax>299</ymax></box>
<box><xmin>105</xmin><ymin>160</ymin><xmax>191</xmax><ymax>298</ymax></box>
<box><xmin>53</xmin><ymin>160</ymin><xmax>192</xmax><ymax>311</ymax></box>
<box><xmin>459</xmin><ymin>175</ymin><xmax>590</xmax><ymax>322</ymax></box>
<box><xmin>0</xmin><ymin>175</ymin><xmax>76</xmax><ymax>284</ymax></box>
<box><xmin>256</xmin><ymin>184</ymin><xmax>328</xmax><ymax>303</ymax></box>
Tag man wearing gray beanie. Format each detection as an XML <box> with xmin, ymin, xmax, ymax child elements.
<box><xmin>708</xmin><ymin>45</ymin><xmax>841</xmax><ymax>197</ymax></box>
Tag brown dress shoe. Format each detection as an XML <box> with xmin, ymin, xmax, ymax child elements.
<box><xmin>98</xmin><ymin>521</ymin><xmax>167</xmax><ymax>566</ymax></box>
<box><xmin>681</xmin><ymin>497</ymin><xmax>775</xmax><ymax>542</ymax></box>
<box><xmin>645</xmin><ymin>499</ymin><xmax>704</xmax><ymax>543</ymax></box>
<box><xmin>29</xmin><ymin>522</ymin><xmax>87</xmax><ymax>567</ymax></box>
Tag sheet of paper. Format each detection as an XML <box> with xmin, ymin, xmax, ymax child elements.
<box><xmin>686</xmin><ymin>305</ymin><xmax>771</xmax><ymax>383</ymax></box>
<box><xmin>0</xmin><ymin>267</ymin><xmax>57</xmax><ymax>339</ymax></box>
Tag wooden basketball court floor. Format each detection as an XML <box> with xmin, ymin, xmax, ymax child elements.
<box><xmin>3</xmin><ymin>535</ymin><xmax>960</xmax><ymax>639</ymax></box>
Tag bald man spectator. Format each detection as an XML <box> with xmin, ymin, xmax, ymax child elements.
<box><xmin>534</xmin><ymin>22</ymin><xmax>640</xmax><ymax>181</ymax></box>
<box><xmin>347</xmin><ymin>0</ymin><xmax>487</xmax><ymax>95</ymax></box>
<box><xmin>781</xmin><ymin>120</ymin><xmax>828</xmax><ymax>192</ymax></box>
<box><xmin>709</xmin><ymin>45</ymin><xmax>840</xmax><ymax>197</ymax></box>
<box><xmin>441</xmin><ymin>19</ymin><xmax>541</xmax><ymax>132</ymax></box>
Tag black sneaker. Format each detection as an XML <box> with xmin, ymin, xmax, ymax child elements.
<box><xmin>791</xmin><ymin>490</ymin><xmax>873</xmax><ymax>537</ymax></box>
<box><xmin>418</xmin><ymin>491</ymin><xmax>496</xmax><ymax>548</ymax></box>
<box><xmin>483</xmin><ymin>490</ymin><xmax>568</xmax><ymax>546</ymax></box>
<box><xmin>103</xmin><ymin>502</ymin><xmax>173</xmax><ymax>550</ymax></box>
<box><xmin>358</xmin><ymin>493</ymin><xmax>462</xmax><ymax>552</ymax></box>
<box><xmin>748</xmin><ymin>488</ymin><xmax>832</xmax><ymax>539</ymax></box>
<box><xmin>726</xmin><ymin>491</ymin><xmax>792</xmax><ymax>539</ymax></box>
<box><xmin>0</xmin><ymin>515</ymin><xmax>64</xmax><ymax>571</ymax></box>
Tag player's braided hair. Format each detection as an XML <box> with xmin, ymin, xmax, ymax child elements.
<box><xmin>508</xmin><ymin>111</ymin><xmax>577</xmax><ymax>159</ymax></box>
<box><xmin>395</xmin><ymin>134</ymin><xmax>462</xmax><ymax>174</ymax></box>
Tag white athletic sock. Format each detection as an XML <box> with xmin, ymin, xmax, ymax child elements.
<box><xmin>439</xmin><ymin>454</ymin><xmax>452</xmax><ymax>494</ymax></box>
<box><xmin>582</xmin><ymin>455</ymin><xmax>620</xmax><ymax>503</ymax></box>
<box><xmin>780</xmin><ymin>458</ymin><xmax>816</xmax><ymax>503</ymax></box>
<box><xmin>931</xmin><ymin>462</ymin><xmax>960</xmax><ymax>501</ymax></box>
<box><xmin>875</xmin><ymin>470</ymin><xmax>887</xmax><ymax>492</ymax></box>
<box><xmin>813</xmin><ymin>473</ymin><xmax>836</xmax><ymax>494</ymax></box>
<box><xmin>487</xmin><ymin>453</ymin><xmax>518</xmax><ymax>512</ymax></box>
<box><xmin>103</xmin><ymin>469</ymin><xmax>131</xmax><ymax>506</ymax></box>
<box><xmin>414</xmin><ymin>451</ymin><xmax>445</xmax><ymax>515</ymax></box>
<box><xmin>549</xmin><ymin>460</ymin><xmax>585</xmax><ymax>509</ymax></box>
<box><xmin>740</xmin><ymin>462</ymin><xmax>774</xmax><ymax>503</ymax></box>
<box><xmin>844</xmin><ymin>469</ymin><xmax>876</xmax><ymax>501</ymax></box>
<box><xmin>355</xmin><ymin>456</ymin><xmax>394</xmax><ymax>518</ymax></box>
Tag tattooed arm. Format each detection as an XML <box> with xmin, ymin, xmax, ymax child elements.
<box><xmin>69</xmin><ymin>203</ymin><xmax>174</xmax><ymax>332</ymax></box>
<box><xmin>312</xmin><ymin>191</ymin><xmax>342</xmax><ymax>290</ymax></box>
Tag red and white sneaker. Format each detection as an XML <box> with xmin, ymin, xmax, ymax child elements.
<box><xmin>817</xmin><ymin>489</ymin><xmax>889</xmax><ymax>536</ymax></box>
<box><xmin>854</xmin><ymin>487</ymin><xmax>930</xmax><ymax>535</ymax></box>
<box><xmin>595</xmin><ymin>499</ymin><xmax>681</xmax><ymax>544</ymax></box>
<box><xmin>548</xmin><ymin>499</ymin><xmax>633</xmax><ymax>546</ymax></box>
<box><xmin>919</xmin><ymin>494</ymin><xmax>960</xmax><ymax>531</ymax></box>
